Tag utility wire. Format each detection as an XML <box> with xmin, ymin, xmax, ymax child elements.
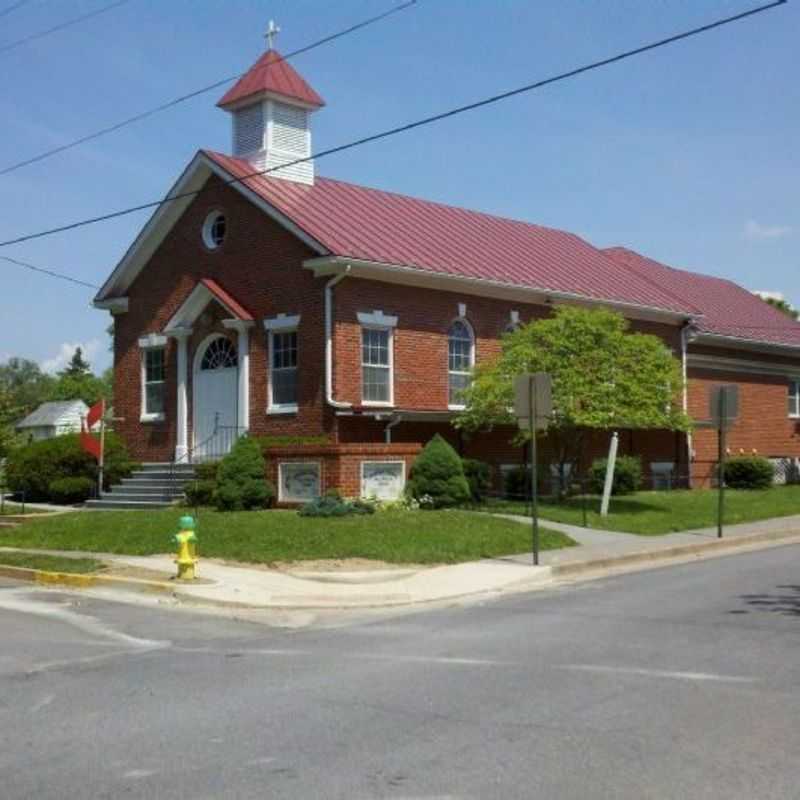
<box><xmin>0</xmin><ymin>0</ymin><xmax>786</xmax><ymax>251</ymax></box>
<box><xmin>0</xmin><ymin>0</ymin><xmax>129</xmax><ymax>56</ymax></box>
<box><xmin>0</xmin><ymin>0</ymin><xmax>417</xmax><ymax>176</ymax></box>
<box><xmin>0</xmin><ymin>254</ymin><xmax>100</xmax><ymax>289</ymax></box>
<box><xmin>0</xmin><ymin>0</ymin><xmax>30</xmax><ymax>20</ymax></box>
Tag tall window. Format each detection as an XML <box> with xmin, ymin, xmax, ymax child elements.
<box><xmin>789</xmin><ymin>380</ymin><xmax>800</xmax><ymax>418</ymax></box>
<box><xmin>270</xmin><ymin>331</ymin><xmax>298</xmax><ymax>412</ymax></box>
<box><xmin>448</xmin><ymin>320</ymin><xmax>474</xmax><ymax>408</ymax></box>
<box><xmin>143</xmin><ymin>348</ymin><xmax>166</xmax><ymax>418</ymax></box>
<box><xmin>362</xmin><ymin>327</ymin><xmax>392</xmax><ymax>404</ymax></box>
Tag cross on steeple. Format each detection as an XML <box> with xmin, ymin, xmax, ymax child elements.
<box><xmin>264</xmin><ymin>19</ymin><xmax>280</xmax><ymax>50</ymax></box>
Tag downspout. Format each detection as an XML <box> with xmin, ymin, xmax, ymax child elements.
<box><xmin>384</xmin><ymin>414</ymin><xmax>403</xmax><ymax>444</ymax></box>
<box><xmin>681</xmin><ymin>320</ymin><xmax>695</xmax><ymax>483</ymax></box>
<box><xmin>325</xmin><ymin>266</ymin><xmax>352</xmax><ymax>409</ymax></box>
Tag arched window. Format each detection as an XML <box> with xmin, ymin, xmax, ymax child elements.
<box><xmin>200</xmin><ymin>336</ymin><xmax>237</xmax><ymax>370</ymax></box>
<box><xmin>448</xmin><ymin>319</ymin><xmax>474</xmax><ymax>408</ymax></box>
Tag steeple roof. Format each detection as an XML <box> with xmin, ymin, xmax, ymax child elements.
<box><xmin>217</xmin><ymin>49</ymin><xmax>325</xmax><ymax>109</ymax></box>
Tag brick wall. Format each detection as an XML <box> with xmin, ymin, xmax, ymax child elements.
<box><xmin>688</xmin><ymin>365</ymin><xmax>800</xmax><ymax>485</ymax></box>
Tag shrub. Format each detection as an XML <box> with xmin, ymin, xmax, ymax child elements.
<box><xmin>722</xmin><ymin>456</ymin><xmax>774</xmax><ymax>489</ymax></box>
<box><xmin>406</xmin><ymin>434</ymin><xmax>470</xmax><ymax>509</ymax></box>
<box><xmin>193</xmin><ymin>462</ymin><xmax>219</xmax><ymax>482</ymax></box>
<box><xmin>504</xmin><ymin>466</ymin><xmax>530</xmax><ymax>500</ymax></box>
<box><xmin>213</xmin><ymin>436</ymin><xmax>275</xmax><ymax>511</ymax></box>
<box><xmin>48</xmin><ymin>476</ymin><xmax>95</xmax><ymax>505</ymax></box>
<box><xmin>298</xmin><ymin>495</ymin><xmax>374</xmax><ymax>517</ymax></box>
<box><xmin>462</xmin><ymin>458</ymin><xmax>491</xmax><ymax>503</ymax></box>
<box><xmin>5</xmin><ymin>432</ymin><xmax>135</xmax><ymax>502</ymax></box>
<box><xmin>184</xmin><ymin>479</ymin><xmax>216</xmax><ymax>507</ymax></box>
<box><xmin>589</xmin><ymin>455</ymin><xmax>642</xmax><ymax>496</ymax></box>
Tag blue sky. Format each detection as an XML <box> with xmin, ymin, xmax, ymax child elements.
<box><xmin>0</xmin><ymin>0</ymin><xmax>796</xmax><ymax>374</ymax></box>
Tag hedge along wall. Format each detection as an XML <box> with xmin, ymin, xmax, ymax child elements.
<box><xmin>263</xmin><ymin>443</ymin><xmax>422</xmax><ymax>503</ymax></box>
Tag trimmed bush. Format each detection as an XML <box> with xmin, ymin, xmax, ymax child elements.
<box><xmin>462</xmin><ymin>458</ymin><xmax>491</xmax><ymax>503</ymax></box>
<box><xmin>722</xmin><ymin>456</ymin><xmax>774</xmax><ymax>489</ymax></box>
<box><xmin>589</xmin><ymin>455</ymin><xmax>642</xmax><ymax>496</ymax></box>
<box><xmin>184</xmin><ymin>479</ymin><xmax>216</xmax><ymax>507</ymax></box>
<box><xmin>48</xmin><ymin>476</ymin><xmax>95</xmax><ymax>505</ymax></box>
<box><xmin>406</xmin><ymin>434</ymin><xmax>470</xmax><ymax>509</ymax></box>
<box><xmin>213</xmin><ymin>436</ymin><xmax>275</xmax><ymax>511</ymax></box>
<box><xmin>504</xmin><ymin>466</ymin><xmax>530</xmax><ymax>500</ymax></box>
<box><xmin>5</xmin><ymin>432</ymin><xmax>135</xmax><ymax>502</ymax></box>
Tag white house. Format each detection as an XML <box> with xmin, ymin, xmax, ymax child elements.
<box><xmin>15</xmin><ymin>400</ymin><xmax>90</xmax><ymax>441</ymax></box>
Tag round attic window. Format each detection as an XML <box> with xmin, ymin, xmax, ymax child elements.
<box><xmin>202</xmin><ymin>211</ymin><xmax>226</xmax><ymax>250</ymax></box>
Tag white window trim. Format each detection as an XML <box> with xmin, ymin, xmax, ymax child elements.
<box><xmin>357</xmin><ymin>309</ymin><xmax>398</xmax><ymax>328</ymax></box>
<box><xmin>267</xmin><ymin>326</ymin><xmax>299</xmax><ymax>415</ymax></box>
<box><xmin>447</xmin><ymin>317</ymin><xmax>475</xmax><ymax>411</ymax></box>
<box><xmin>360</xmin><ymin>460</ymin><xmax>406</xmax><ymax>501</ymax></box>
<box><xmin>278</xmin><ymin>461</ymin><xmax>322</xmax><ymax>503</ymax></box>
<box><xmin>789</xmin><ymin>379</ymin><xmax>800</xmax><ymax>419</ymax></box>
<box><xmin>139</xmin><ymin>342</ymin><xmax>166</xmax><ymax>423</ymax></box>
<box><xmin>201</xmin><ymin>210</ymin><xmax>226</xmax><ymax>251</ymax></box>
<box><xmin>360</xmin><ymin>324</ymin><xmax>394</xmax><ymax>407</ymax></box>
<box><xmin>263</xmin><ymin>313</ymin><xmax>301</xmax><ymax>332</ymax></box>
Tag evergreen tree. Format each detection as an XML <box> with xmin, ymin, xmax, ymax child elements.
<box><xmin>61</xmin><ymin>347</ymin><xmax>92</xmax><ymax>377</ymax></box>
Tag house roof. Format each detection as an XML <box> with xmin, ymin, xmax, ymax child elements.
<box><xmin>604</xmin><ymin>247</ymin><xmax>800</xmax><ymax>349</ymax></box>
<box><xmin>217</xmin><ymin>49</ymin><xmax>325</xmax><ymax>109</ymax></box>
<box><xmin>203</xmin><ymin>150</ymin><xmax>693</xmax><ymax>316</ymax></box>
<box><xmin>16</xmin><ymin>400</ymin><xmax>88</xmax><ymax>429</ymax></box>
<box><xmin>201</xmin><ymin>278</ymin><xmax>254</xmax><ymax>321</ymax></box>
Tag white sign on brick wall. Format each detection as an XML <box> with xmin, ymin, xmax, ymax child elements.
<box><xmin>361</xmin><ymin>461</ymin><xmax>405</xmax><ymax>501</ymax></box>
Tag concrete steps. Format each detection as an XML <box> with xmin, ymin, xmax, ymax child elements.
<box><xmin>86</xmin><ymin>463</ymin><xmax>196</xmax><ymax>510</ymax></box>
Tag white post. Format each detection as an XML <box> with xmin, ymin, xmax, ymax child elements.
<box><xmin>600</xmin><ymin>431</ymin><xmax>619</xmax><ymax>517</ymax></box>
<box><xmin>171</xmin><ymin>328</ymin><xmax>192</xmax><ymax>462</ymax></box>
<box><xmin>223</xmin><ymin>320</ymin><xmax>254</xmax><ymax>433</ymax></box>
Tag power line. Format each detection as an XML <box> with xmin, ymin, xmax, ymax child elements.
<box><xmin>0</xmin><ymin>254</ymin><xmax>99</xmax><ymax>289</ymax></box>
<box><xmin>0</xmin><ymin>0</ymin><xmax>418</xmax><ymax>176</ymax></box>
<box><xmin>0</xmin><ymin>0</ymin><xmax>786</xmax><ymax>251</ymax></box>
<box><xmin>0</xmin><ymin>0</ymin><xmax>130</xmax><ymax>56</ymax></box>
<box><xmin>0</xmin><ymin>0</ymin><xmax>30</xmax><ymax>20</ymax></box>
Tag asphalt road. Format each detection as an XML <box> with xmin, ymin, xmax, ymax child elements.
<box><xmin>1</xmin><ymin>546</ymin><xmax>799</xmax><ymax>799</ymax></box>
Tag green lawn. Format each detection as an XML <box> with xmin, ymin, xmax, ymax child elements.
<box><xmin>0</xmin><ymin>502</ymin><xmax>25</xmax><ymax>516</ymax></box>
<box><xmin>0</xmin><ymin>508</ymin><xmax>576</xmax><ymax>565</ymax></box>
<box><xmin>0</xmin><ymin>551</ymin><xmax>103</xmax><ymax>573</ymax></box>
<box><xmin>481</xmin><ymin>484</ymin><xmax>800</xmax><ymax>535</ymax></box>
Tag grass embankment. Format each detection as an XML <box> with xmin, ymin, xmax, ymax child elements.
<box><xmin>482</xmin><ymin>485</ymin><xmax>800</xmax><ymax>535</ymax></box>
<box><xmin>0</xmin><ymin>508</ymin><xmax>575</xmax><ymax>565</ymax></box>
<box><xmin>0</xmin><ymin>551</ymin><xmax>103</xmax><ymax>573</ymax></box>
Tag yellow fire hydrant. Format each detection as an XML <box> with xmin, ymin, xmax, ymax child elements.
<box><xmin>174</xmin><ymin>515</ymin><xmax>198</xmax><ymax>581</ymax></box>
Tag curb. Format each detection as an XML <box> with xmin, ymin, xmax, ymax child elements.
<box><xmin>549</xmin><ymin>527</ymin><xmax>800</xmax><ymax>578</ymax></box>
<box><xmin>0</xmin><ymin>564</ymin><xmax>176</xmax><ymax>595</ymax></box>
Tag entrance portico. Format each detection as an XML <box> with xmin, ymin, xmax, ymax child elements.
<box><xmin>164</xmin><ymin>278</ymin><xmax>254</xmax><ymax>462</ymax></box>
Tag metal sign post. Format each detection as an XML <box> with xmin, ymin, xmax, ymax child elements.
<box><xmin>514</xmin><ymin>373</ymin><xmax>552</xmax><ymax>566</ymax></box>
<box><xmin>709</xmin><ymin>385</ymin><xmax>739</xmax><ymax>539</ymax></box>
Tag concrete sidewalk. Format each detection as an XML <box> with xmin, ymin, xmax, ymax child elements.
<box><xmin>2</xmin><ymin>512</ymin><xmax>800</xmax><ymax>609</ymax></box>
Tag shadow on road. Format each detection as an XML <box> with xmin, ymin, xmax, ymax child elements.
<box><xmin>733</xmin><ymin>585</ymin><xmax>800</xmax><ymax>617</ymax></box>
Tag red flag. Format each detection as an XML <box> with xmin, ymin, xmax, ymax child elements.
<box><xmin>80</xmin><ymin>399</ymin><xmax>104</xmax><ymax>461</ymax></box>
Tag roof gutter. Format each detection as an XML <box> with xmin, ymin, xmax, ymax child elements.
<box><xmin>324</xmin><ymin>266</ymin><xmax>352</xmax><ymax>410</ymax></box>
<box><xmin>692</xmin><ymin>331</ymin><xmax>800</xmax><ymax>356</ymax></box>
<box><xmin>304</xmin><ymin>256</ymin><xmax>697</xmax><ymax>325</ymax></box>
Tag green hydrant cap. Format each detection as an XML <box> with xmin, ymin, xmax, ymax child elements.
<box><xmin>179</xmin><ymin>515</ymin><xmax>195</xmax><ymax>530</ymax></box>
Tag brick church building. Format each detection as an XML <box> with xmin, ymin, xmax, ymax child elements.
<box><xmin>94</xmin><ymin>46</ymin><xmax>800</xmax><ymax>503</ymax></box>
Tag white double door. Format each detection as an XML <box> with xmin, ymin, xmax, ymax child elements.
<box><xmin>193</xmin><ymin>365</ymin><xmax>238</xmax><ymax>460</ymax></box>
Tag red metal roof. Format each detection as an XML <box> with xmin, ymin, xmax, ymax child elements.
<box><xmin>201</xmin><ymin>278</ymin><xmax>254</xmax><ymax>321</ymax></box>
<box><xmin>217</xmin><ymin>49</ymin><xmax>325</xmax><ymax>109</ymax></box>
<box><xmin>204</xmin><ymin>151</ymin><xmax>691</xmax><ymax>315</ymax></box>
<box><xmin>604</xmin><ymin>247</ymin><xmax>800</xmax><ymax>349</ymax></box>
